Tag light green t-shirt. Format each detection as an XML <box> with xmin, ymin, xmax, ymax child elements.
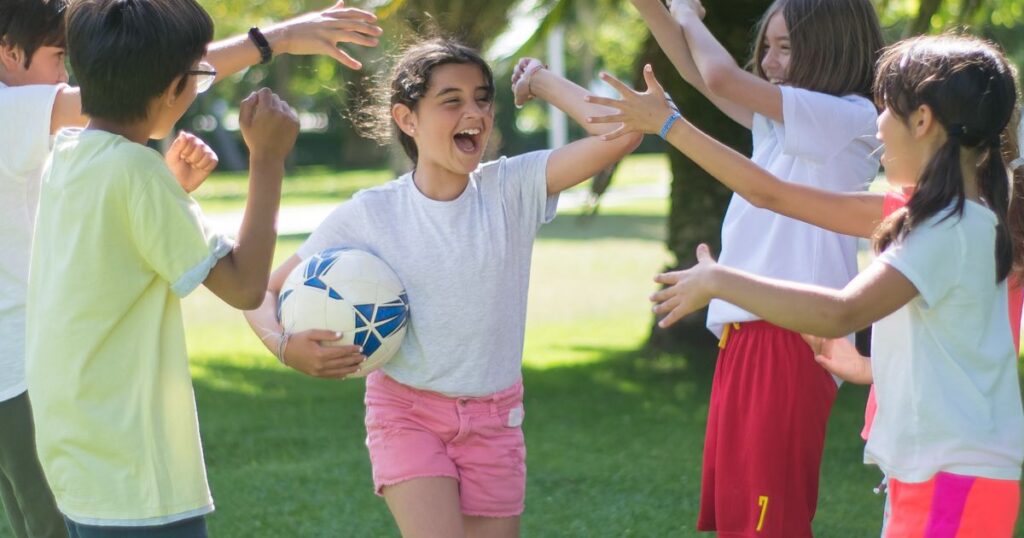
<box><xmin>25</xmin><ymin>129</ymin><xmax>231</xmax><ymax>526</ymax></box>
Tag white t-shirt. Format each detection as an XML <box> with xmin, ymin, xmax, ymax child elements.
<box><xmin>0</xmin><ymin>82</ymin><xmax>63</xmax><ymax>402</ymax></box>
<box><xmin>708</xmin><ymin>86</ymin><xmax>881</xmax><ymax>336</ymax></box>
<box><xmin>297</xmin><ymin>151</ymin><xmax>556</xmax><ymax>397</ymax></box>
<box><xmin>867</xmin><ymin>201</ymin><xmax>1024</xmax><ymax>482</ymax></box>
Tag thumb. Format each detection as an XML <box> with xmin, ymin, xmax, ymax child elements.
<box><xmin>239</xmin><ymin>91</ymin><xmax>260</xmax><ymax>128</ymax></box>
<box><xmin>643</xmin><ymin>64</ymin><xmax>664</xmax><ymax>94</ymax></box>
<box><xmin>696</xmin><ymin>243</ymin><xmax>716</xmax><ymax>263</ymax></box>
<box><xmin>331</xmin><ymin>0</ymin><xmax>345</xmax><ymax>9</ymax></box>
<box><xmin>166</xmin><ymin>132</ymin><xmax>187</xmax><ymax>158</ymax></box>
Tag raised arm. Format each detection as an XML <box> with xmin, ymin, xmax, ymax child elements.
<box><xmin>630</xmin><ymin>0</ymin><xmax>753</xmax><ymax>127</ymax></box>
<box><xmin>587</xmin><ymin>67</ymin><xmax>883</xmax><ymax>238</ymax></box>
<box><xmin>667</xmin><ymin>0</ymin><xmax>784</xmax><ymax>123</ymax></box>
<box><xmin>652</xmin><ymin>244</ymin><xmax>918</xmax><ymax>338</ymax></box>
<box><xmin>512</xmin><ymin>60</ymin><xmax>643</xmax><ymax>194</ymax></box>
<box><xmin>204</xmin><ymin>1</ymin><xmax>382</xmax><ymax>81</ymax></box>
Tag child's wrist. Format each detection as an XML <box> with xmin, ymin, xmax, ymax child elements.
<box><xmin>659</xmin><ymin>111</ymin><xmax>682</xmax><ymax>139</ymax></box>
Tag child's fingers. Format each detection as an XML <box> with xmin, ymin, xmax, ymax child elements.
<box><xmin>654</xmin><ymin>271</ymin><xmax>681</xmax><ymax>286</ymax></box>
<box><xmin>317</xmin><ymin>345</ymin><xmax>363</xmax><ymax>360</ymax></box>
<box><xmin>324</xmin><ymin>44</ymin><xmax>362</xmax><ymax>70</ymax></box>
<box><xmin>587</xmin><ymin>112</ymin><xmax>625</xmax><ymax>125</ymax></box>
<box><xmin>324</xmin><ymin>5</ymin><xmax>378</xmax><ymax>23</ymax></box>
<box><xmin>599</xmin><ymin>71</ymin><xmax>636</xmax><ymax>97</ymax></box>
<box><xmin>659</xmin><ymin>305</ymin><xmax>689</xmax><ymax>328</ymax></box>
<box><xmin>238</xmin><ymin>90</ymin><xmax>261</xmax><ymax>127</ymax></box>
<box><xmin>584</xmin><ymin>94</ymin><xmax>625</xmax><ymax>108</ymax></box>
<box><xmin>305</xmin><ymin>329</ymin><xmax>343</xmax><ymax>343</ymax></box>
<box><xmin>695</xmin><ymin>243</ymin><xmax>715</xmax><ymax>263</ymax></box>
<box><xmin>642</xmin><ymin>64</ymin><xmax>665</xmax><ymax>94</ymax></box>
<box><xmin>600</xmin><ymin>125</ymin><xmax>633</xmax><ymax>141</ymax></box>
<box><xmin>649</xmin><ymin>286</ymin><xmax>677</xmax><ymax>304</ymax></box>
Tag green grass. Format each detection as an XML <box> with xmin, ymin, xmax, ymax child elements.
<box><xmin>5</xmin><ymin>156</ymin><xmax>1019</xmax><ymax>537</ymax></box>
<box><xmin>161</xmin><ymin>194</ymin><xmax>902</xmax><ymax>537</ymax></box>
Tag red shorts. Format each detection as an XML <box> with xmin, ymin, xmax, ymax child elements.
<box><xmin>363</xmin><ymin>371</ymin><xmax>527</xmax><ymax>518</ymax></box>
<box><xmin>698</xmin><ymin>321</ymin><xmax>838</xmax><ymax>537</ymax></box>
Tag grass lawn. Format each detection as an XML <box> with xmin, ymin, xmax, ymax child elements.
<box><xmin>177</xmin><ymin>187</ymin><xmax>892</xmax><ymax>537</ymax></box>
<box><xmin>5</xmin><ymin>155</ymin><xmax>1020</xmax><ymax>537</ymax></box>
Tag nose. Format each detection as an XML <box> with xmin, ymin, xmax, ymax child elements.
<box><xmin>57</xmin><ymin>64</ymin><xmax>69</xmax><ymax>84</ymax></box>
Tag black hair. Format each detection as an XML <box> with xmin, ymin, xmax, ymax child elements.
<box><xmin>873</xmin><ymin>35</ymin><xmax>1021</xmax><ymax>282</ymax></box>
<box><xmin>67</xmin><ymin>0</ymin><xmax>214</xmax><ymax>123</ymax></box>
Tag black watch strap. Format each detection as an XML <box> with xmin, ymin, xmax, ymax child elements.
<box><xmin>248</xmin><ymin>27</ymin><xmax>273</xmax><ymax>65</ymax></box>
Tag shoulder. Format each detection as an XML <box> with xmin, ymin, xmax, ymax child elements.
<box><xmin>476</xmin><ymin>150</ymin><xmax>553</xmax><ymax>180</ymax></box>
<box><xmin>350</xmin><ymin>174</ymin><xmax>410</xmax><ymax>205</ymax></box>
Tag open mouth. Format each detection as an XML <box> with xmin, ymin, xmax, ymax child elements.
<box><xmin>453</xmin><ymin>127</ymin><xmax>482</xmax><ymax>154</ymax></box>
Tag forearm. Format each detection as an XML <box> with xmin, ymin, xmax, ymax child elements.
<box><xmin>632</xmin><ymin>0</ymin><xmax>708</xmax><ymax>93</ymax></box>
<box><xmin>205</xmin><ymin>26</ymin><xmax>292</xmax><ymax>83</ymax></box>
<box><xmin>674</xmin><ymin>11</ymin><xmax>743</xmax><ymax>93</ymax></box>
<box><xmin>529</xmin><ymin>70</ymin><xmax>619</xmax><ymax>136</ymax></box>
<box><xmin>209</xmin><ymin>158</ymin><xmax>283</xmax><ymax>308</ymax></box>
<box><xmin>708</xmin><ymin>265</ymin><xmax>863</xmax><ymax>338</ymax></box>
<box><xmin>244</xmin><ymin>291</ymin><xmax>285</xmax><ymax>356</ymax></box>
<box><xmin>665</xmin><ymin>119</ymin><xmax>883</xmax><ymax>237</ymax></box>
<box><xmin>546</xmin><ymin>132</ymin><xmax>642</xmax><ymax>194</ymax></box>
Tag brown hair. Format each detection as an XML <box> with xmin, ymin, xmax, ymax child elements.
<box><xmin>872</xmin><ymin>35</ymin><xmax>1022</xmax><ymax>282</ymax></box>
<box><xmin>352</xmin><ymin>38</ymin><xmax>494</xmax><ymax>163</ymax></box>
<box><xmin>751</xmin><ymin>0</ymin><xmax>883</xmax><ymax>99</ymax></box>
<box><xmin>0</xmin><ymin>0</ymin><xmax>67</xmax><ymax>68</ymax></box>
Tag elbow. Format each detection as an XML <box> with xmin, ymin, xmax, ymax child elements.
<box><xmin>818</xmin><ymin>303</ymin><xmax>864</xmax><ymax>338</ymax></box>
<box><xmin>233</xmin><ymin>285</ymin><xmax>269</xmax><ymax>311</ymax></box>
<box><xmin>704</xmin><ymin>67</ymin><xmax>738</xmax><ymax>98</ymax></box>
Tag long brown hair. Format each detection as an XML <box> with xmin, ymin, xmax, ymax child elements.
<box><xmin>872</xmin><ymin>35</ymin><xmax>1022</xmax><ymax>282</ymax></box>
<box><xmin>751</xmin><ymin>0</ymin><xmax>883</xmax><ymax>99</ymax></box>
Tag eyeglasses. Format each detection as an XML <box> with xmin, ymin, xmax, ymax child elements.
<box><xmin>187</xmin><ymin>61</ymin><xmax>217</xmax><ymax>93</ymax></box>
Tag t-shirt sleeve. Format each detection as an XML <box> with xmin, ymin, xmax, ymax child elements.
<box><xmin>129</xmin><ymin>167</ymin><xmax>233</xmax><ymax>298</ymax></box>
<box><xmin>498</xmin><ymin>150</ymin><xmax>557</xmax><ymax>232</ymax></box>
<box><xmin>0</xmin><ymin>84</ymin><xmax>65</xmax><ymax>180</ymax></box>
<box><xmin>882</xmin><ymin>191</ymin><xmax>910</xmax><ymax>218</ymax></box>
<box><xmin>780</xmin><ymin>86</ymin><xmax>878</xmax><ymax>163</ymax></box>
<box><xmin>876</xmin><ymin>216</ymin><xmax>963</xmax><ymax>308</ymax></box>
<box><xmin>296</xmin><ymin>197</ymin><xmax>367</xmax><ymax>260</ymax></box>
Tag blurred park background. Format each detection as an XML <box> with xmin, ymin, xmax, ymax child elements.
<box><xmin>18</xmin><ymin>0</ymin><xmax>1024</xmax><ymax>536</ymax></box>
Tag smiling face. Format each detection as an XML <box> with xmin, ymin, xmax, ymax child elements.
<box><xmin>0</xmin><ymin>44</ymin><xmax>68</xmax><ymax>86</ymax></box>
<box><xmin>394</xmin><ymin>62</ymin><xmax>495</xmax><ymax>179</ymax></box>
<box><xmin>760</xmin><ymin>13</ymin><xmax>791</xmax><ymax>85</ymax></box>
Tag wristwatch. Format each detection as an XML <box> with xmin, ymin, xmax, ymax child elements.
<box><xmin>248</xmin><ymin>27</ymin><xmax>273</xmax><ymax>65</ymax></box>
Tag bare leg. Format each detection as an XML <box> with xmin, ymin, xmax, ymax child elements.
<box><xmin>464</xmin><ymin>515</ymin><xmax>520</xmax><ymax>538</ymax></box>
<box><xmin>383</xmin><ymin>477</ymin><xmax>464</xmax><ymax>538</ymax></box>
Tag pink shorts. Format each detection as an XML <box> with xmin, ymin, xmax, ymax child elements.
<box><xmin>885</xmin><ymin>472</ymin><xmax>1019</xmax><ymax>537</ymax></box>
<box><xmin>363</xmin><ymin>371</ymin><xmax>527</xmax><ymax>518</ymax></box>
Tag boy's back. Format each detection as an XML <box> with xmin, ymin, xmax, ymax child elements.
<box><xmin>26</xmin><ymin>128</ymin><xmax>229</xmax><ymax>523</ymax></box>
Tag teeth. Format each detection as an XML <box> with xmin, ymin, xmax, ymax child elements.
<box><xmin>457</xmin><ymin>128</ymin><xmax>481</xmax><ymax>136</ymax></box>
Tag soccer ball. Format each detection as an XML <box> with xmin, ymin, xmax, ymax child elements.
<box><xmin>277</xmin><ymin>248</ymin><xmax>410</xmax><ymax>377</ymax></box>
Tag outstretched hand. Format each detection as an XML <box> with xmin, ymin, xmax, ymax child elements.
<box><xmin>803</xmin><ymin>335</ymin><xmax>873</xmax><ymax>384</ymax></box>
<box><xmin>270</xmin><ymin>0</ymin><xmax>382</xmax><ymax>70</ymax></box>
<box><xmin>165</xmin><ymin>132</ymin><xmax>218</xmax><ymax>193</ymax></box>
<box><xmin>650</xmin><ymin>243</ymin><xmax>718</xmax><ymax>328</ymax></box>
<box><xmin>586</xmin><ymin>65</ymin><xmax>678</xmax><ymax>141</ymax></box>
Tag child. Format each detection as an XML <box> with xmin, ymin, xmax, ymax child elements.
<box><xmin>627</xmin><ymin>35</ymin><xmax>1023</xmax><ymax>536</ymax></box>
<box><xmin>589</xmin><ymin>0</ymin><xmax>885</xmax><ymax>535</ymax></box>
<box><xmin>22</xmin><ymin>0</ymin><xmax>302</xmax><ymax>534</ymax></box>
<box><xmin>243</xmin><ymin>39</ymin><xmax>641</xmax><ymax>537</ymax></box>
<box><xmin>0</xmin><ymin>1</ymin><xmax>380</xmax><ymax>536</ymax></box>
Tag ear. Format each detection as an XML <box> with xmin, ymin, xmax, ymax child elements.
<box><xmin>162</xmin><ymin>75</ymin><xmax>187</xmax><ymax>108</ymax></box>
<box><xmin>391</xmin><ymin>103</ymin><xmax>417</xmax><ymax>137</ymax></box>
<box><xmin>910</xmin><ymin>104</ymin><xmax>938</xmax><ymax>140</ymax></box>
<box><xmin>0</xmin><ymin>42</ymin><xmax>26</xmax><ymax>72</ymax></box>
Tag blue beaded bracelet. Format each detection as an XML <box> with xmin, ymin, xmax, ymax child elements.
<box><xmin>659</xmin><ymin>112</ymin><xmax>682</xmax><ymax>140</ymax></box>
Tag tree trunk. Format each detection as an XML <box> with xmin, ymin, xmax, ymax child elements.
<box><xmin>645</xmin><ymin>2</ymin><xmax>772</xmax><ymax>350</ymax></box>
<box><xmin>907</xmin><ymin>0</ymin><xmax>945</xmax><ymax>36</ymax></box>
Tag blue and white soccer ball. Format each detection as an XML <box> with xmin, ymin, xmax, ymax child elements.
<box><xmin>277</xmin><ymin>248</ymin><xmax>410</xmax><ymax>377</ymax></box>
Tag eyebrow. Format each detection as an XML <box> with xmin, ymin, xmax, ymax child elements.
<box><xmin>434</xmin><ymin>86</ymin><xmax>491</xmax><ymax>98</ymax></box>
